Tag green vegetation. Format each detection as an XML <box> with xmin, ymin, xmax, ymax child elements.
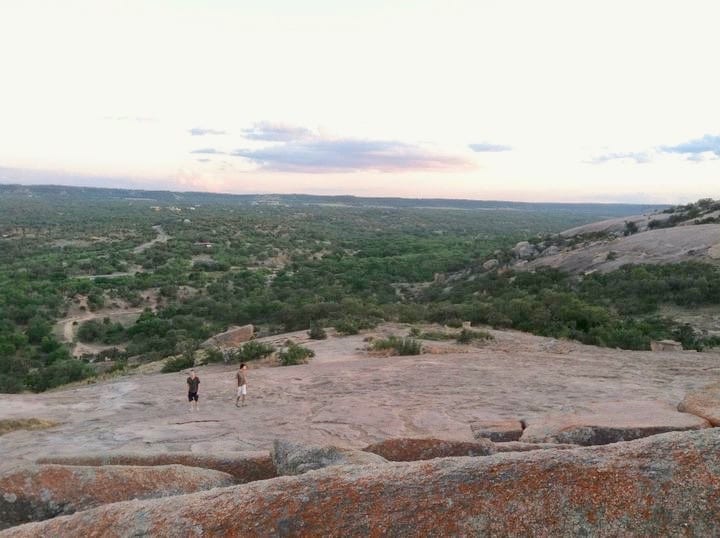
<box><xmin>3</xmin><ymin>184</ymin><xmax>711</xmax><ymax>392</ymax></box>
<box><xmin>278</xmin><ymin>342</ymin><xmax>315</xmax><ymax>365</ymax></box>
<box><xmin>308</xmin><ymin>323</ymin><xmax>327</xmax><ymax>340</ymax></box>
<box><xmin>371</xmin><ymin>336</ymin><xmax>423</xmax><ymax>356</ymax></box>
<box><xmin>423</xmin><ymin>262</ymin><xmax>720</xmax><ymax>350</ymax></box>
<box><xmin>234</xmin><ymin>341</ymin><xmax>276</xmax><ymax>362</ymax></box>
<box><xmin>456</xmin><ymin>328</ymin><xmax>493</xmax><ymax>344</ymax></box>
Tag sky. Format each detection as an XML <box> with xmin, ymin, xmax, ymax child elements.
<box><xmin>1</xmin><ymin>0</ymin><xmax>719</xmax><ymax>203</ymax></box>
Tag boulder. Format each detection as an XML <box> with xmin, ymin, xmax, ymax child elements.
<box><xmin>0</xmin><ymin>464</ymin><xmax>234</xmax><ymax>530</ymax></box>
<box><xmin>470</xmin><ymin>420</ymin><xmax>523</xmax><ymax>442</ymax></box>
<box><xmin>521</xmin><ymin>400</ymin><xmax>710</xmax><ymax>445</ymax></box>
<box><xmin>363</xmin><ymin>438</ymin><xmax>495</xmax><ymax>461</ymax></box>
<box><xmin>271</xmin><ymin>440</ymin><xmax>387</xmax><ymax>476</ymax></box>
<box><xmin>482</xmin><ymin>258</ymin><xmax>499</xmax><ymax>271</ymax></box>
<box><xmin>678</xmin><ymin>382</ymin><xmax>720</xmax><ymax>426</ymax></box>
<box><xmin>6</xmin><ymin>429</ymin><xmax>720</xmax><ymax>537</ymax></box>
<box><xmin>512</xmin><ymin>241</ymin><xmax>538</xmax><ymax>259</ymax></box>
<box><xmin>200</xmin><ymin>324</ymin><xmax>254</xmax><ymax>349</ymax></box>
<box><xmin>36</xmin><ymin>451</ymin><xmax>276</xmax><ymax>483</ymax></box>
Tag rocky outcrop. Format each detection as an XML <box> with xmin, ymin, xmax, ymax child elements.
<box><xmin>482</xmin><ymin>258</ymin><xmax>499</xmax><ymax>271</ymax></box>
<box><xmin>511</xmin><ymin>241</ymin><xmax>538</xmax><ymax>259</ymax></box>
<box><xmin>678</xmin><ymin>382</ymin><xmax>720</xmax><ymax>426</ymax></box>
<box><xmin>470</xmin><ymin>419</ymin><xmax>523</xmax><ymax>442</ymax></box>
<box><xmin>6</xmin><ymin>429</ymin><xmax>720</xmax><ymax>537</ymax></box>
<box><xmin>0</xmin><ymin>464</ymin><xmax>234</xmax><ymax>530</ymax></box>
<box><xmin>520</xmin><ymin>400</ymin><xmax>710</xmax><ymax>445</ymax></box>
<box><xmin>37</xmin><ymin>451</ymin><xmax>276</xmax><ymax>483</ymax></box>
<box><xmin>363</xmin><ymin>437</ymin><xmax>495</xmax><ymax>461</ymax></box>
<box><xmin>200</xmin><ymin>324</ymin><xmax>254</xmax><ymax>349</ymax></box>
<box><xmin>271</xmin><ymin>439</ymin><xmax>387</xmax><ymax>476</ymax></box>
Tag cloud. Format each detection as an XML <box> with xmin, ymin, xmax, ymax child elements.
<box><xmin>588</xmin><ymin>151</ymin><xmax>652</xmax><ymax>164</ymax></box>
<box><xmin>188</xmin><ymin>127</ymin><xmax>227</xmax><ymax>136</ymax></box>
<box><xmin>230</xmin><ymin>138</ymin><xmax>473</xmax><ymax>173</ymax></box>
<box><xmin>196</xmin><ymin>158</ymin><xmax>211</xmax><ymax>163</ymax></box>
<box><xmin>190</xmin><ymin>148</ymin><xmax>226</xmax><ymax>155</ymax></box>
<box><xmin>660</xmin><ymin>134</ymin><xmax>720</xmax><ymax>159</ymax></box>
<box><xmin>241</xmin><ymin>122</ymin><xmax>313</xmax><ymax>142</ymax></box>
<box><xmin>468</xmin><ymin>142</ymin><xmax>512</xmax><ymax>152</ymax></box>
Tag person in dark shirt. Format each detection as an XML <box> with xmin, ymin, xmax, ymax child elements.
<box><xmin>236</xmin><ymin>363</ymin><xmax>248</xmax><ymax>407</ymax></box>
<box><xmin>187</xmin><ymin>369</ymin><xmax>200</xmax><ymax>411</ymax></box>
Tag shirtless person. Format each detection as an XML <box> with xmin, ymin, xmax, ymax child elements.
<box><xmin>187</xmin><ymin>369</ymin><xmax>200</xmax><ymax>411</ymax></box>
<box><xmin>236</xmin><ymin>363</ymin><xmax>248</xmax><ymax>407</ymax></box>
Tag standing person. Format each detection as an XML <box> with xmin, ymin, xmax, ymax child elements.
<box><xmin>187</xmin><ymin>369</ymin><xmax>200</xmax><ymax>411</ymax></box>
<box><xmin>236</xmin><ymin>363</ymin><xmax>248</xmax><ymax>407</ymax></box>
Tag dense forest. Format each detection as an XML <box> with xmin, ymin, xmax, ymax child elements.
<box><xmin>2</xmin><ymin>184</ymin><xmax>717</xmax><ymax>393</ymax></box>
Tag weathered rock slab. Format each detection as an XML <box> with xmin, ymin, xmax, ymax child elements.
<box><xmin>470</xmin><ymin>419</ymin><xmax>523</xmax><ymax>442</ymax></box>
<box><xmin>37</xmin><ymin>451</ymin><xmax>276</xmax><ymax>483</ymax></box>
<box><xmin>363</xmin><ymin>437</ymin><xmax>495</xmax><ymax>461</ymax></box>
<box><xmin>5</xmin><ymin>429</ymin><xmax>720</xmax><ymax>537</ymax></box>
<box><xmin>493</xmin><ymin>441</ymin><xmax>578</xmax><ymax>452</ymax></box>
<box><xmin>678</xmin><ymin>382</ymin><xmax>720</xmax><ymax>426</ymax></box>
<box><xmin>0</xmin><ymin>464</ymin><xmax>234</xmax><ymax>530</ymax></box>
<box><xmin>272</xmin><ymin>439</ymin><xmax>387</xmax><ymax>476</ymax></box>
<box><xmin>520</xmin><ymin>400</ymin><xmax>711</xmax><ymax>445</ymax></box>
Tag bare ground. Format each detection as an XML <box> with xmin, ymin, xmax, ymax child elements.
<box><xmin>2</xmin><ymin>324</ymin><xmax>719</xmax><ymax>472</ymax></box>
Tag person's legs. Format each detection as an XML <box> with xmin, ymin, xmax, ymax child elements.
<box><xmin>194</xmin><ymin>393</ymin><xmax>199</xmax><ymax>411</ymax></box>
<box><xmin>236</xmin><ymin>386</ymin><xmax>241</xmax><ymax>407</ymax></box>
<box><xmin>241</xmin><ymin>385</ymin><xmax>247</xmax><ymax>406</ymax></box>
<box><xmin>188</xmin><ymin>392</ymin><xmax>194</xmax><ymax>411</ymax></box>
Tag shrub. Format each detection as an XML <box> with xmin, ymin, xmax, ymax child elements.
<box><xmin>278</xmin><ymin>343</ymin><xmax>314</xmax><ymax>366</ymax></box>
<box><xmin>202</xmin><ymin>347</ymin><xmax>225</xmax><ymax>364</ymax></box>
<box><xmin>235</xmin><ymin>340</ymin><xmax>275</xmax><ymax>362</ymax></box>
<box><xmin>308</xmin><ymin>323</ymin><xmax>327</xmax><ymax>340</ymax></box>
<box><xmin>371</xmin><ymin>336</ymin><xmax>422</xmax><ymax>356</ymax></box>
<box><xmin>25</xmin><ymin>359</ymin><xmax>96</xmax><ymax>391</ymax></box>
<box><xmin>456</xmin><ymin>328</ymin><xmax>493</xmax><ymax>344</ymax></box>
<box><xmin>161</xmin><ymin>354</ymin><xmax>195</xmax><ymax>373</ymax></box>
<box><xmin>334</xmin><ymin>319</ymin><xmax>359</xmax><ymax>335</ymax></box>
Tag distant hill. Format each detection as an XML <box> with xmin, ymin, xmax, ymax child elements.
<box><xmin>0</xmin><ymin>183</ymin><xmax>664</xmax><ymax>217</ymax></box>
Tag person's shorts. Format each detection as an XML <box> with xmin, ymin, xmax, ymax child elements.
<box><xmin>237</xmin><ymin>385</ymin><xmax>247</xmax><ymax>396</ymax></box>
<box><xmin>188</xmin><ymin>391</ymin><xmax>199</xmax><ymax>402</ymax></box>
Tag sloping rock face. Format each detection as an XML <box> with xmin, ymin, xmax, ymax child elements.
<box><xmin>6</xmin><ymin>430</ymin><xmax>720</xmax><ymax>537</ymax></box>
<box><xmin>363</xmin><ymin>437</ymin><xmax>494</xmax><ymax>461</ymax></box>
<box><xmin>272</xmin><ymin>440</ymin><xmax>387</xmax><ymax>476</ymax></box>
<box><xmin>679</xmin><ymin>382</ymin><xmax>720</xmax><ymax>426</ymax></box>
<box><xmin>521</xmin><ymin>400</ymin><xmax>710</xmax><ymax>445</ymax></box>
<box><xmin>0</xmin><ymin>464</ymin><xmax>234</xmax><ymax>530</ymax></box>
<box><xmin>36</xmin><ymin>451</ymin><xmax>276</xmax><ymax>483</ymax></box>
<box><xmin>200</xmin><ymin>324</ymin><xmax>254</xmax><ymax>349</ymax></box>
<box><xmin>470</xmin><ymin>419</ymin><xmax>523</xmax><ymax>442</ymax></box>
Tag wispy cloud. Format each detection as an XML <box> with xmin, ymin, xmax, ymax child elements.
<box><xmin>190</xmin><ymin>148</ymin><xmax>226</xmax><ymax>155</ymax></box>
<box><xmin>468</xmin><ymin>142</ymin><xmax>512</xmax><ymax>152</ymax></box>
<box><xmin>231</xmin><ymin>138</ymin><xmax>473</xmax><ymax>173</ymax></box>
<box><xmin>241</xmin><ymin>122</ymin><xmax>313</xmax><ymax>142</ymax></box>
<box><xmin>588</xmin><ymin>151</ymin><xmax>652</xmax><ymax>164</ymax></box>
<box><xmin>660</xmin><ymin>134</ymin><xmax>720</xmax><ymax>159</ymax></box>
<box><xmin>188</xmin><ymin>127</ymin><xmax>227</xmax><ymax>136</ymax></box>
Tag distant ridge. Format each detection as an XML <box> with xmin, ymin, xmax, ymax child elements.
<box><xmin>0</xmin><ymin>183</ymin><xmax>665</xmax><ymax>216</ymax></box>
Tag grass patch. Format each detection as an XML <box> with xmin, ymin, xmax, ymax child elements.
<box><xmin>456</xmin><ymin>328</ymin><xmax>494</xmax><ymax>344</ymax></box>
<box><xmin>371</xmin><ymin>336</ymin><xmax>422</xmax><ymax>356</ymax></box>
<box><xmin>0</xmin><ymin>418</ymin><xmax>58</xmax><ymax>436</ymax></box>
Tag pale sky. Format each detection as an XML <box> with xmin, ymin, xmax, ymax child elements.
<box><xmin>1</xmin><ymin>0</ymin><xmax>719</xmax><ymax>203</ymax></box>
